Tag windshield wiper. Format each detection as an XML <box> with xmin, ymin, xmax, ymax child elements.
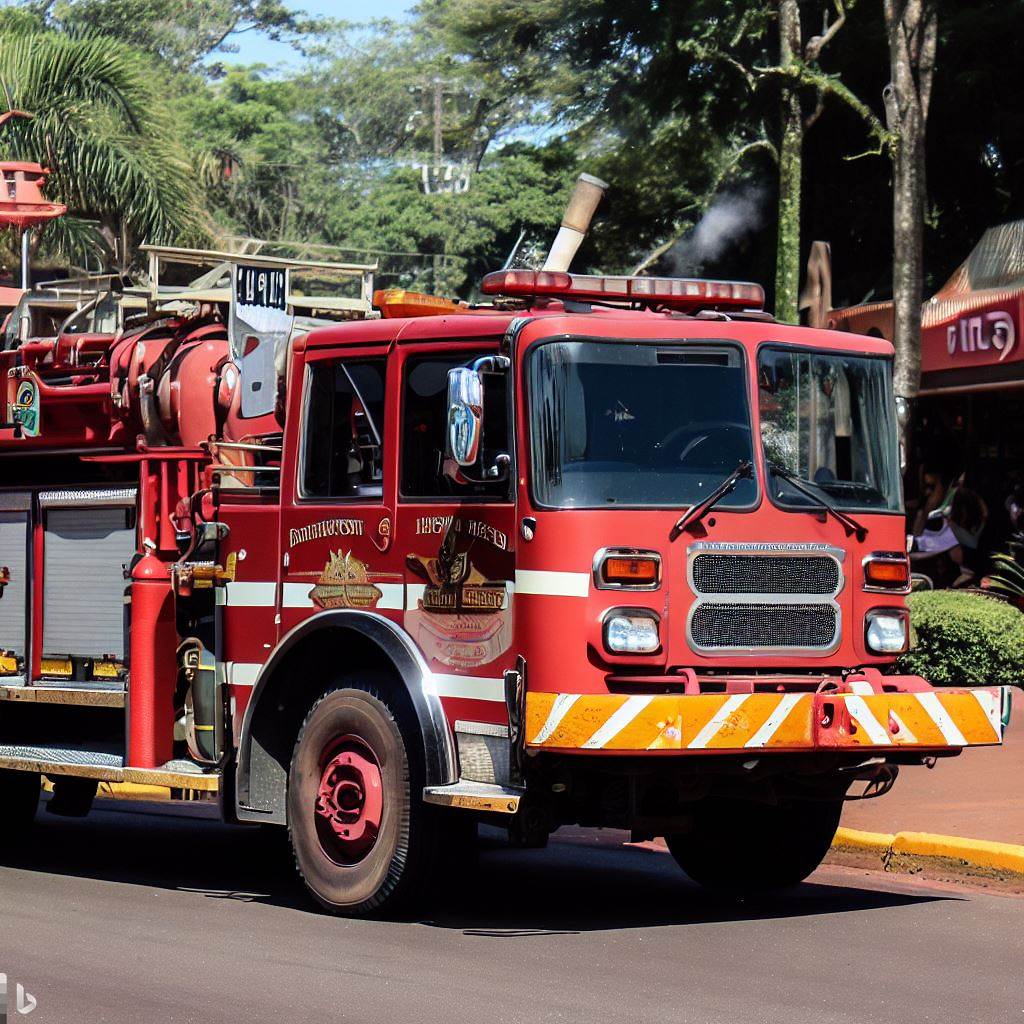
<box><xmin>669</xmin><ymin>460</ymin><xmax>753</xmax><ymax>542</ymax></box>
<box><xmin>768</xmin><ymin>463</ymin><xmax>868</xmax><ymax>541</ymax></box>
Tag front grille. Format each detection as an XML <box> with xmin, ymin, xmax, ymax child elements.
<box><xmin>692</xmin><ymin>553</ymin><xmax>839</xmax><ymax>596</ymax></box>
<box><xmin>690</xmin><ymin>602</ymin><xmax>838</xmax><ymax>651</ymax></box>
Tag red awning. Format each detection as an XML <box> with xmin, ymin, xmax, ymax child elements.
<box><xmin>920</xmin><ymin>222</ymin><xmax>1024</xmax><ymax>391</ymax></box>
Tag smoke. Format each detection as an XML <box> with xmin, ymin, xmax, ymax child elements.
<box><xmin>668</xmin><ymin>184</ymin><xmax>767</xmax><ymax>275</ymax></box>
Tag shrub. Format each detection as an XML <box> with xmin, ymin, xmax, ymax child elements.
<box><xmin>896</xmin><ymin>590</ymin><xmax>1024</xmax><ymax>689</ymax></box>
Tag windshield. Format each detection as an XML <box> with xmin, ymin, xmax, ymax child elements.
<box><xmin>758</xmin><ymin>346</ymin><xmax>901</xmax><ymax>513</ymax></box>
<box><xmin>527</xmin><ymin>339</ymin><xmax>757</xmax><ymax>509</ymax></box>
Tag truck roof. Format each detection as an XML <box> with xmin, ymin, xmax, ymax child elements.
<box><xmin>301</xmin><ymin>302</ymin><xmax>897</xmax><ymax>358</ymax></box>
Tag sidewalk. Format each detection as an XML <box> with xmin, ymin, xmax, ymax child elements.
<box><xmin>839</xmin><ymin>697</ymin><xmax>1023</xmax><ymax>845</ymax></box>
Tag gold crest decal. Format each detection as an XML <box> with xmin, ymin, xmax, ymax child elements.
<box><xmin>310</xmin><ymin>550</ymin><xmax>383</xmax><ymax>610</ymax></box>
<box><xmin>406</xmin><ymin>551</ymin><xmax>507</xmax><ymax>613</ymax></box>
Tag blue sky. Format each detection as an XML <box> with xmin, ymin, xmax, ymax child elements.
<box><xmin>233</xmin><ymin>0</ymin><xmax>413</xmax><ymax>67</ymax></box>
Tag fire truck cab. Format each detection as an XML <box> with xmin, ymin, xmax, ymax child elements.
<box><xmin>0</xmin><ymin>262</ymin><xmax>1008</xmax><ymax>916</ymax></box>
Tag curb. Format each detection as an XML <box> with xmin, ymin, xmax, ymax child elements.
<box><xmin>831</xmin><ymin>826</ymin><xmax>1024</xmax><ymax>879</ymax></box>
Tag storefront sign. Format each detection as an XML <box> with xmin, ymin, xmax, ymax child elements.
<box><xmin>922</xmin><ymin>302</ymin><xmax>1022</xmax><ymax>376</ymax></box>
<box><xmin>945</xmin><ymin>310</ymin><xmax>1015</xmax><ymax>361</ymax></box>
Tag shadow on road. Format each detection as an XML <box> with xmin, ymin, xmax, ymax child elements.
<box><xmin>1</xmin><ymin>800</ymin><xmax>955</xmax><ymax>933</ymax></box>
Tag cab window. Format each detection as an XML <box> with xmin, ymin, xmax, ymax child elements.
<box><xmin>401</xmin><ymin>353</ymin><xmax>511</xmax><ymax>501</ymax></box>
<box><xmin>301</xmin><ymin>358</ymin><xmax>386</xmax><ymax>499</ymax></box>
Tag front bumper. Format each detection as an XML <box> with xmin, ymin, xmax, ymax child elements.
<box><xmin>525</xmin><ymin>686</ymin><xmax>1007</xmax><ymax>754</ymax></box>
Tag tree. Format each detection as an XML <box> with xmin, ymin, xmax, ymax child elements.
<box><xmin>28</xmin><ymin>0</ymin><xmax>322</xmax><ymax>73</ymax></box>
<box><xmin>419</xmin><ymin>0</ymin><xmax>776</xmax><ymax>279</ymax></box>
<box><xmin>770</xmin><ymin>1</ymin><xmax>854</xmax><ymax>323</ymax></box>
<box><xmin>321</xmin><ymin>143</ymin><xmax>578</xmax><ymax>295</ymax></box>
<box><xmin>424</xmin><ymin>0</ymin><xmax>890</xmax><ymax>320</ymax></box>
<box><xmin>178</xmin><ymin>65</ymin><xmax>330</xmax><ymax>241</ymax></box>
<box><xmin>0</xmin><ymin>29</ymin><xmax>206</xmax><ymax>264</ymax></box>
<box><xmin>882</xmin><ymin>0</ymin><xmax>937</xmax><ymax>423</ymax></box>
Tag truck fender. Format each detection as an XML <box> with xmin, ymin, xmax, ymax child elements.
<box><xmin>233</xmin><ymin>609</ymin><xmax>458</xmax><ymax>825</ymax></box>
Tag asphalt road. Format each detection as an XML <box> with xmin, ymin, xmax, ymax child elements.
<box><xmin>0</xmin><ymin>801</ymin><xmax>1021</xmax><ymax>1024</ymax></box>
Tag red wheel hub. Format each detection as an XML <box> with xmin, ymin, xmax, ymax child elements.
<box><xmin>314</xmin><ymin>736</ymin><xmax>383</xmax><ymax>864</ymax></box>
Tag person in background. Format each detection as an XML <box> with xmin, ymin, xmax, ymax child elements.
<box><xmin>909</xmin><ymin>466</ymin><xmax>986</xmax><ymax>589</ymax></box>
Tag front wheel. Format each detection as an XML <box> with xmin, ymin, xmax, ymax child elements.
<box><xmin>666</xmin><ymin>798</ymin><xmax>843</xmax><ymax>894</ymax></box>
<box><xmin>287</xmin><ymin>681</ymin><xmax>438</xmax><ymax>916</ymax></box>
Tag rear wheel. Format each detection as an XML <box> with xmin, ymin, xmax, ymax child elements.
<box><xmin>287</xmin><ymin>680</ymin><xmax>439</xmax><ymax>916</ymax></box>
<box><xmin>1</xmin><ymin>769</ymin><xmax>40</xmax><ymax>835</ymax></box>
<box><xmin>666</xmin><ymin>798</ymin><xmax>843</xmax><ymax>894</ymax></box>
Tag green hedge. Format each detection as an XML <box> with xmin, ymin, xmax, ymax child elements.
<box><xmin>896</xmin><ymin>590</ymin><xmax>1024</xmax><ymax>688</ymax></box>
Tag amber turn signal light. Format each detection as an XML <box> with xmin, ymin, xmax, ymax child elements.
<box><xmin>863</xmin><ymin>553</ymin><xmax>910</xmax><ymax>591</ymax></box>
<box><xmin>596</xmin><ymin>550</ymin><xmax>661</xmax><ymax>589</ymax></box>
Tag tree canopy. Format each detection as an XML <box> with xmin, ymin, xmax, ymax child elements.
<box><xmin>0</xmin><ymin>0</ymin><xmax>1020</xmax><ymax>311</ymax></box>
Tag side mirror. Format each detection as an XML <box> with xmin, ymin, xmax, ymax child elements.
<box><xmin>446</xmin><ymin>366</ymin><xmax>483</xmax><ymax>467</ymax></box>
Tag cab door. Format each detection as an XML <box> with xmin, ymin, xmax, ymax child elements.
<box><xmin>279</xmin><ymin>347</ymin><xmax>403</xmax><ymax>640</ymax></box>
<box><xmin>392</xmin><ymin>341</ymin><xmax>516</xmax><ymax>728</ymax></box>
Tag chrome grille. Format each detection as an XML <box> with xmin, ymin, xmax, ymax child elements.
<box><xmin>691</xmin><ymin>553</ymin><xmax>840</xmax><ymax>596</ymax></box>
<box><xmin>690</xmin><ymin>603</ymin><xmax>839</xmax><ymax>651</ymax></box>
<box><xmin>687</xmin><ymin>543</ymin><xmax>844</xmax><ymax>655</ymax></box>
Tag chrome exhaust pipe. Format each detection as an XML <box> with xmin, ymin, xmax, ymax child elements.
<box><xmin>542</xmin><ymin>173</ymin><xmax>608</xmax><ymax>273</ymax></box>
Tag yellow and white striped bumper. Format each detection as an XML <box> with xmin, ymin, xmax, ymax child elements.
<box><xmin>525</xmin><ymin>688</ymin><xmax>1005</xmax><ymax>754</ymax></box>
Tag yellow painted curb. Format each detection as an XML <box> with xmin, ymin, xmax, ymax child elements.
<box><xmin>44</xmin><ymin>780</ymin><xmax>210</xmax><ymax>802</ymax></box>
<box><xmin>832</xmin><ymin>827</ymin><xmax>894</xmax><ymax>854</ymax></box>
<box><xmin>96</xmin><ymin>782</ymin><xmax>171</xmax><ymax>801</ymax></box>
<box><xmin>831</xmin><ymin>826</ymin><xmax>1024</xmax><ymax>878</ymax></box>
<box><xmin>891</xmin><ymin>831</ymin><xmax>1024</xmax><ymax>876</ymax></box>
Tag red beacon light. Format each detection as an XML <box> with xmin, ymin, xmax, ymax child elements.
<box><xmin>480</xmin><ymin>269</ymin><xmax>765</xmax><ymax>313</ymax></box>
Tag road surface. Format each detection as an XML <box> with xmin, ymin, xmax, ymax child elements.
<box><xmin>0</xmin><ymin>801</ymin><xmax>1020</xmax><ymax>1024</ymax></box>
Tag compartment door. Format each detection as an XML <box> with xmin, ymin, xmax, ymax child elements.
<box><xmin>0</xmin><ymin>498</ymin><xmax>30</xmax><ymax>680</ymax></box>
<box><xmin>42</xmin><ymin>493</ymin><xmax>136</xmax><ymax>661</ymax></box>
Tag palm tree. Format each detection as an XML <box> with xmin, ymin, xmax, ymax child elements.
<box><xmin>0</xmin><ymin>30</ymin><xmax>207</xmax><ymax>268</ymax></box>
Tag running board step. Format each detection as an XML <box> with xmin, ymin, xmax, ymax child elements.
<box><xmin>423</xmin><ymin>780</ymin><xmax>523</xmax><ymax>814</ymax></box>
<box><xmin>0</xmin><ymin>747</ymin><xmax>219</xmax><ymax>792</ymax></box>
<box><xmin>0</xmin><ymin>684</ymin><xmax>125</xmax><ymax>708</ymax></box>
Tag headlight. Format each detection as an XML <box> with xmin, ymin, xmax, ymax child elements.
<box><xmin>604</xmin><ymin>610</ymin><xmax>660</xmax><ymax>654</ymax></box>
<box><xmin>865</xmin><ymin>608</ymin><xmax>910</xmax><ymax>654</ymax></box>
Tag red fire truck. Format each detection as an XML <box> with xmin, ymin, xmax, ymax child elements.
<box><xmin>0</xmin><ymin>241</ymin><xmax>1008</xmax><ymax>916</ymax></box>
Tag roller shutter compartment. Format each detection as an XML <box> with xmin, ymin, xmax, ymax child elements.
<box><xmin>0</xmin><ymin>509</ymin><xmax>29</xmax><ymax>662</ymax></box>
<box><xmin>43</xmin><ymin>506</ymin><xmax>135</xmax><ymax>660</ymax></box>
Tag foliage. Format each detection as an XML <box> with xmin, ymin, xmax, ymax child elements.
<box><xmin>27</xmin><ymin>0</ymin><xmax>324</xmax><ymax>72</ymax></box>
<box><xmin>897</xmin><ymin>590</ymin><xmax>1024</xmax><ymax>689</ymax></box>
<box><xmin>980</xmin><ymin>538</ymin><xmax>1024</xmax><ymax>601</ymax></box>
<box><xmin>0</xmin><ymin>0</ymin><xmax>1021</xmax><ymax>304</ymax></box>
<box><xmin>323</xmin><ymin>143</ymin><xmax>579</xmax><ymax>294</ymax></box>
<box><xmin>418</xmin><ymin>0</ymin><xmax>779</xmax><ymax>280</ymax></box>
<box><xmin>177</xmin><ymin>65</ymin><xmax>327</xmax><ymax>240</ymax></box>
<box><xmin>0</xmin><ymin>29</ymin><xmax>206</xmax><ymax>255</ymax></box>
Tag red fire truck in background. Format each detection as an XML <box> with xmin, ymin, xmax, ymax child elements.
<box><xmin>0</xmin><ymin>200</ymin><xmax>1009</xmax><ymax>915</ymax></box>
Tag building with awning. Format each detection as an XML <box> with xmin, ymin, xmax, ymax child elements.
<box><xmin>828</xmin><ymin>221</ymin><xmax>1024</xmax><ymax>555</ymax></box>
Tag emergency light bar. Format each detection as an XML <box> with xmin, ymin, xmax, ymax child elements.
<box><xmin>480</xmin><ymin>269</ymin><xmax>765</xmax><ymax>312</ymax></box>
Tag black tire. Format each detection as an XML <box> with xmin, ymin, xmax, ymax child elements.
<box><xmin>666</xmin><ymin>798</ymin><xmax>843</xmax><ymax>894</ymax></box>
<box><xmin>287</xmin><ymin>677</ymin><xmax>439</xmax><ymax>917</ymax></box>
<box><xmin>1</xmin><ymin>769</ymin><xmax>41</xmax><ymax>834</ymax></box>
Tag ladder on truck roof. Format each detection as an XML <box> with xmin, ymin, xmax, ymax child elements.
<box><xmin>131</xmin><ymin>245</ymin><xmax>378</xmax><ymax>319</ymax></box>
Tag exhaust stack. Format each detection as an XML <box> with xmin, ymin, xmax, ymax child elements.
<box><xmin>542</xmin><ymin>173</ymin><xmax>608</xmax><ymax>273</ymax></box>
